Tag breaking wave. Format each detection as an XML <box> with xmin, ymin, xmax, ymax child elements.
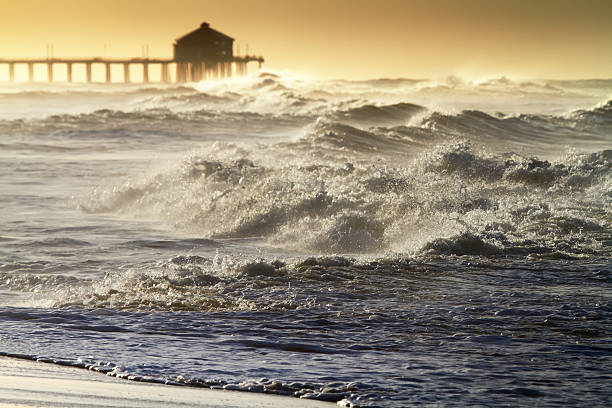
<box><xmin>80</xmin><ymin>139</ymin><xmax>611</xmax><ymax>258</ymax></box>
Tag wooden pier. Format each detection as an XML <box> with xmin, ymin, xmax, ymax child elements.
<box><xmin>1</xmin><ymin>22</ymin><xmax>264</xmax><ymax>84</ymax></box>
<box><xmin>0</xmin><ymin>56</ymin><xmax>263</xmax><ymax>83</ymax></box>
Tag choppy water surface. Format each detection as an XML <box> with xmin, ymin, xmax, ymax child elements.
<box><xmin>0</xmin><ymin>74</ymin><xmax>610</xmax><ymax>407</ymax></box>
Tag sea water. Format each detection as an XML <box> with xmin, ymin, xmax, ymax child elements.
<box><xmin>0</xmin><ymin>73</ymin><xmax>610</xmax><ymax>406</ymax></box>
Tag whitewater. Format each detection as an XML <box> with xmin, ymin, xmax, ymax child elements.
<box><xmin>0</xmin><ymin>72</ymin><xmax>610</xmax><ymax>407</ymax></box>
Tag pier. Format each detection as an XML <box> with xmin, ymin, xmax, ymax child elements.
<box><xmin>0</xmin><ymin>22</ymin><xmax>264</xmax><ymax>83</ymax></box>
<box><xmin>0</xmin><ymin>56</ymin><xmax>263</xmax><ymax>83</ymax></box>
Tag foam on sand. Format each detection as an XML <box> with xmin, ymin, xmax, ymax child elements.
<box><xmin>0</xmin><ymin>356</ymin><xmax>332</xmax><ymax>408</ymax></box>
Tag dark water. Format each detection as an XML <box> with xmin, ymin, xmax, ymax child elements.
<box><xmin>0</xmin><ymin>74</ymin><xmax>610</xmax><ymax>406</ymax></box>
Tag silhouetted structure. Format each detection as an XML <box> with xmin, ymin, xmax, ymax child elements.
<box><xmin>173</xmin><ymin>22</ymin><xmax>262</xmax><ymax>82</ymax></box>
<box><xmin>174</xmin><ymin>22</ymin><xmax>234</xmax><ymax>62</ymax></box>
<box><xmin>0</xmin><ymin>21</ymin><xmax>264</xmax><ymax>83</ymax></box>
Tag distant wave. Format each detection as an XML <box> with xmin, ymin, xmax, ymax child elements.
<box><xmin>418</xmin><ymin>102</ymin><xmax>612</xmax><ymax>148</ymax></box>
<box><xmin>297</xmin><ymin>121</ymin><xmax>425</xmax><ymax>156</ymax></box>
<box><xmin>2</xmin><ymin>70</ymin><xmax>611</xmax><ymax>123</ymax></box>
<box><xmin>2</xmin><ymin>98</ymin><xmax>610</xmax><ymax>157</ymax></box>
<box><xmin>328</xmin><ymin>102</ymin><xmax>426</xmax><ymax>127</ymax></box>
<box><xmin>0</xmin><ymin>108</ymin><xmax>313</xmax><ymax>150</ymax></box>
<box><xmin>0</xmin><ymin>85</ymin><xmax>200</xmax><ymax>101</ymax></box>
<box><xmin>570</xmin><ymin>100</ymin><xmax>612</xmax><ymax>128</ymax></box>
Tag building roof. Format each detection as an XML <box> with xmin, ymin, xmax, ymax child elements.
<box><xmin>175</xmin><ymin>22</ymin><xmax>234</xmax><ymax>45</ymax></box>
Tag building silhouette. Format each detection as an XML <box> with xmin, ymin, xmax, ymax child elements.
<box><xmin>174</xmin><ymin>22</ymin><xmax>234</xmax><ymax>62</ymax></box>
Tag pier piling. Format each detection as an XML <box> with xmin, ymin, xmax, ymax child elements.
<box><xmin>161</xmin><ymin>63</ymin><xmax>169</xmax><ymax>83</ymax></box>
<box><xmin>123</xmin><ymin>63</ymin><xmax>130</xmax><ymax>83</ymax></box>
<box><xmin>143</xmin><ymin>62</ymin><xmax>149</xmax><ymax>83</ymax></box>
<box><xmin>66</xmin><ymin>63</ymin><xmax>73</xmax><ymax>83</ymax></box>
<box><xmin>105</xmin><ymin>63</ymin><xmax>111</xmax><ymax>83</ymax></box>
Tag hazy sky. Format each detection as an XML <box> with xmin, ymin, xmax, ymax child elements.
<box><xmin>1</xmin><ymin>0</ymin><xmax>611</xmax><ymax>79</ymax></box>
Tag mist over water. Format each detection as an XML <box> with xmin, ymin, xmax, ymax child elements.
<box><xmin>1</xmin><ymin>72</ymin><xmax>610</xmax><ymax>407</ymax></box>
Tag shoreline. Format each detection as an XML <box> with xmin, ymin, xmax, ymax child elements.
<box><xmin>0</xmin><ymin>356</ymin><xmax>334</xmax><ymax>408</ymax></box>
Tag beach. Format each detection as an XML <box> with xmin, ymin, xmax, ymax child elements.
<box><xmin>0</xmin><ymin>356</ymin><xmax>333</xmax><ymax>407</ymax></box>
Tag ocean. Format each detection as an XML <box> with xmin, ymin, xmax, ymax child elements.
<box><xmin>0</xmin><ymin>73</ymin><xmax>610</xmax><ymax>407</ymax></box>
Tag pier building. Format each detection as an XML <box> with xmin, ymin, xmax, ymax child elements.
<box><xmin>0</xmin><ymin>22</ymin><xmax>263</xmax><ymax>83</ymax></box>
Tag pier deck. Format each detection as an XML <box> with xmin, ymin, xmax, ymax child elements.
<box><xmin>0</xmin><ymin>56</ymin><xmax>264</xmax><ymax>83</ymax></box>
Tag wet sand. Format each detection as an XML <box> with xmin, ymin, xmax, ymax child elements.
<box><xmin>0</xmin><ymin>356</ymin><xmax>333</xmax><ymax>408</ymax></box>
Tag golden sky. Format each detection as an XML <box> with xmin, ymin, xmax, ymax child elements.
<box><xmin>1</xmin><ymin>0</ymin><xmax>611</xmax><ymax>79</ymax></box>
